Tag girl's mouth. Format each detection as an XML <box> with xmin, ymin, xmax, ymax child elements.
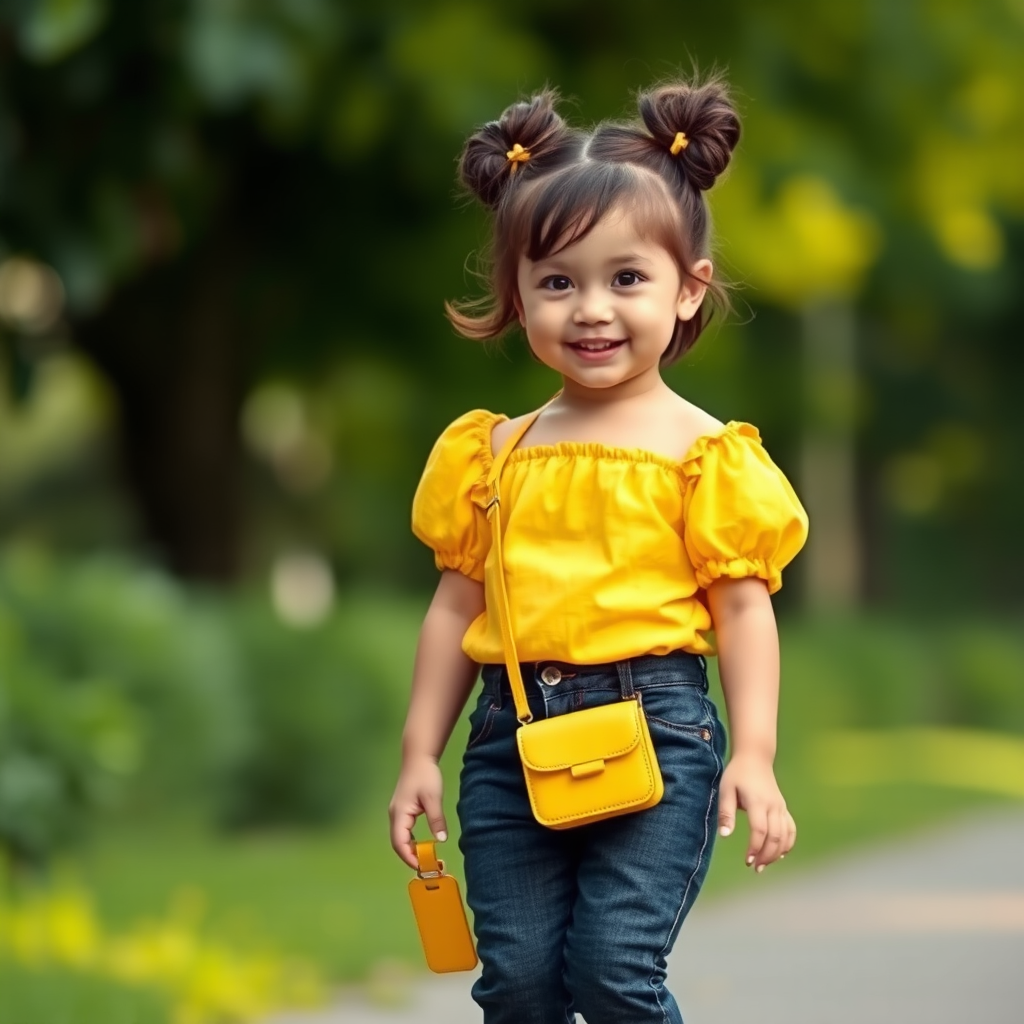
<box><xmin>568</xmin><ymin>339</ymin><xmax>627</xmax><ymax>361</ymax></box>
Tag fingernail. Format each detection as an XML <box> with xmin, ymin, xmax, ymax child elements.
<box><xmin>436</xmin><ymin>831</ymin><xmax>447</xmax><ymax>842</ymax></box>
<box><xmin>719</xmin><ymin>825</ymin><xmax>732</xmax><ymax>837</ymax></box>
<box><xmin>746</xmin><ymin>855</ymin><xmax>755</xmax><ymax>866</ymax></box>
<box><xmin>756</xmin><ymin>864</ymin><xmax>765</xmax><ymax>874</ymax></box>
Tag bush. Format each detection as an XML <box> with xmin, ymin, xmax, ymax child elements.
<box><xmin>777</xmin><ymin>613</ymin><xmax>1024</xmax><ymax>735</ymax></box>
<box><xmin>0</xmin><ymin>549</ymin><xmax>399</xmax><ymax>862</ymax></box>
<box><xmin>0</xmin><ymin>616</ymin><xmax>140</xmax><ymax>867</ymax></box>
<box><xmin>0</xmin><ymin>549</ymin><xmax>249</xmax><ymax>814</ymax></box>
<box><xmin>216</xmin><ymin>599</ymin><xmax>392</xmax><ymax>829</ymax></box>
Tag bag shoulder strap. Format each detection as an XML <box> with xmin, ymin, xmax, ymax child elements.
<box><xmin>483</xmin><ymin>403</ymin><xmax>550</xmax><ymax>724</ymax></box>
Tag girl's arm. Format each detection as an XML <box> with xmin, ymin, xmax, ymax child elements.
<box><xmin>389</xmin><ymin>569</ymin><xmax>485</xmax><ymax>869</ymax></box>
<box><xmin>706</xmin><ymin>576</ymin><xmax>797</xmax><ymax>871</ymax></box>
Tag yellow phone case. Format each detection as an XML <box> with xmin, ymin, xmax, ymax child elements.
<box><xmin>408</xmin><ymin>841</ymin><xmax>478</xmax><ymax>973</ymax></box>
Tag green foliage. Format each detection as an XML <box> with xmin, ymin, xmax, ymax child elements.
<box><xmin>776</xmin><ymin>614</ymin><xmax>1024</xmax><ymax>736</ymax></box>
<box><xmin>216</xmin><ymin>598</ymin><xmax>392</xmax><ymax>829</ymax></box>
<box><xmin>13</xmin><ymin>0</ymin><xmax>110</xmax><ymax>66</ymax></box>
<box><xmin>0</xmin><ymin>614</ymin><xmax>139</xmax><ymax>866</ymax></box>
<box><xmin>1</xmin><ymin>0</ymin><xmax>1023</xmax><ymax>601</ymax></box>
<box><xmin>0</xmin><ymin>962</ymin><xmax>170</xmax><ymax>1024</ymax></box>
<box><xmin>0</xmin><ymin>550</ymin><xmax>399</xmax><ymax>864</ymax></box>
<box><xmin>0</xmin><ymin>549</ymin><xmax>249</xmax><ymax>813</ymax></box>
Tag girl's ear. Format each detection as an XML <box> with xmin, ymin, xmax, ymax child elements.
<box><xmin>677</xmin><ymin>259</ymin><xmax>713</xmax><ymax>321</ymax></box>
<box><xmin>513</xmin><ymin>289</ymin><xmax>526</xmax><ymax>327</ymax></box>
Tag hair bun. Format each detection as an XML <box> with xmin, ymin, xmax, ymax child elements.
<box><xmin>638</xmin><ymin>78</ymin><xmax>740</xmax><ymax>191</ymax></box>
<box><xmin>458</xmin><ymin>90</ymin><xmax>575</xmax><ymax>209</ymax></box>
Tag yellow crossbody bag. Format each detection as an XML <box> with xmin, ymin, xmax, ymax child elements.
<box><xmin>479</xmin><ymin>408</ymin><xmax>664</xmax><ymax>830</ymax></box>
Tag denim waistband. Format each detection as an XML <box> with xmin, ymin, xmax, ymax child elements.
<box><xmin>480</xmin><ymin>650</ymin><xmax>708</xmax><ymax>703</ymax></box>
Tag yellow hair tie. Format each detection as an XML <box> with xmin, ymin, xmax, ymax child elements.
<box><xmin>670</xmin><ymin>131</ymin><xmax>689</xmax><ymax>155</ymax></box>
<box><xmin>506</xmin><ymin>142</ymin><xmax>531</xmax><ymax>171</ymax></box>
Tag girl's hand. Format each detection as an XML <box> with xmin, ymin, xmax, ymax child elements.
<box><xmin>717</xmin><ymin>753</ymin><xmax>796</xmax><ymax>871</ymax></box>
<box><xmin>389</xmin><ymin>754</ymin><xmax>448</xmax><ymax>870</ymax></box>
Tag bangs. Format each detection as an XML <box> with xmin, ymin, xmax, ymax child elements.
<box><xmin>508</xmin><ymin>162</ymin><xmax>685</xmax><ymax>263</ymax></box>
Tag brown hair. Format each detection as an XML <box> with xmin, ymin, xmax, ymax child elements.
<box><xmin>446</xmin><ymin>76</ymin><xmax>741</xmax><ymax>365</ymax></box>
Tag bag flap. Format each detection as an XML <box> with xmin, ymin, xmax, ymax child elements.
<box><xmin>518</xmin><ymin>701</ymin><xmax>643</xmax><ymax>772</ymax></box>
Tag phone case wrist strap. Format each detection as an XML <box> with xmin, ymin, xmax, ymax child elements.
<box><xmin>415</xmin><ymin>840</ymin><xmax>442</xmax><ymax>877</ymax></box>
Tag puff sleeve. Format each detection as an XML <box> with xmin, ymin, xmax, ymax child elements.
<box><xmin>682</xmin><ymin>423</ymin><xmax>809</xmax><ymax>594</ymax></box>
<box><xmin>411</xmin><ymin>409</ymin><xmax>503</xmax><ymax>582</ymax></box>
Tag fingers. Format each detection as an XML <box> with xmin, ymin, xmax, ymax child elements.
<box><xmin>389</xmin><ymin>803</ymin><xmax>421</xmax><ymax>870</ymax></box>
<box><xmin>747</xmin><ymin>805</ymin><xmax>797</xmax><ymax>872</ymax></box>
<box><xmin>721</xmin><ymin>758</ymin><xmax>795</xmax><ymax>872</ymax></box>
<box><xmin>389</xmin><ymin>757</ymin><xmax>448</xmax><ymax>869</ymax></box>
<box><xmin>718</xmin><ymin>781</ymin><xmax>738</xmax><ymax>838</ymax></box>
<box><xmin>422</xmin><ymin>790</ymin><xmax>448</xmax><ymax>845</ymax></box>
<box><xmin>745</xmin><ymin>803</ymin><xmax>768</xmax><ymax>868</ymax></box>
<box><xmin>389</xmin><ymin>766</ymin><xmax>448</xmax><ymax>871</ymax></box>
<box><xmin>782</xmin><ymin>809</ymin><xmax>797</xmax><ymax>857</ymax></box>
<box><xmin>755</xmin><ymin>805</ymin><xmax>785</xmax><ymax>870</ymax></box>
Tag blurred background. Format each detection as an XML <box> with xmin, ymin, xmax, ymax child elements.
<box><xmin>1</xmin><ymin>0</ymin><xmax>1022</xmax><ymax>1020</ymax></box>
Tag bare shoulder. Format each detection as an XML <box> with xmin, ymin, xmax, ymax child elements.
<box><xmin>666</xmin><ymin>394</ymin><xmax>724</xmax><ymax>452</ymax></box>
<box><xmin>489</xmin><ymin>412</ymin><xmax>532</xmax><ymax>456</ymax></box>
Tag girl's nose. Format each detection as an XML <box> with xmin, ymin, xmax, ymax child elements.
<box><xmin>572</xmin><ymin>288</ymin><xmax>613</xmax><ymax>325</ymax></box>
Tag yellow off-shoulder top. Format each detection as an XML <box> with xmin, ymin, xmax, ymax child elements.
<box><xmin>412</xmin><ymin>409</ymin><xmax>809</xmax><ymax>664</ymax></box>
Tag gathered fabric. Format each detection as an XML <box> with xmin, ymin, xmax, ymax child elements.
<box><xmin>412</xmin><ymin>408</ymin><xmax>809</xmax><ymax>664</ymax></box>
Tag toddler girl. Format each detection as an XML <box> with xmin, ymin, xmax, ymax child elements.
<box><xmin>390</xmin><ymin>75</ymin><xmax>808</xmax><ymax>1024</ymax></box>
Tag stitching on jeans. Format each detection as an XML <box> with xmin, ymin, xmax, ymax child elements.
<box><xmin>646</xmin><ymin>716</ymin><xmax>711</xmax><ymax>738</ymax></box>
<box><xmin>650</xmin><ymin>730</ymin><xmax>723</xmax><ymax>1022</ymax></box>
<box><xmin>466</xmin><ymin>704</ymin><xmax>498</xmax><ymax>750</ymax></box>
<box><xmin>638</xmin><ymin>679</ymin><xmax>704</xmax><ymax>691</ymax></box>
<box><xmin>558</xmin><ymin>686</ymin><xmax>618</xmax><ymax>700</ymax></box>
<box><xmin>643</xmin><ymin>686</ymin><xmax>713</xmax><ymax>736</ymax></box>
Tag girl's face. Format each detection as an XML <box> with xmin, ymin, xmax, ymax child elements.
<box><xmin>515</xmin><ymin>206</ymin><xmax>709</xmax><ymax>398</ymax></box>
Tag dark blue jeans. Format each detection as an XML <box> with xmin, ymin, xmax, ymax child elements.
<box><xmin>457</xmin><ymin>651</ymin><xmax>726</xmax><ymax>1024</ymax></box>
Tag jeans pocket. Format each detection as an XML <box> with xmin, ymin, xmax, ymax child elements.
<box><xmin>640</xmin><ymin>683</ymin><xmax>715</xmax><ymax>741</ymax></box>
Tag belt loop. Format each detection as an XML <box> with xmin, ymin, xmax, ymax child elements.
<box><xmin>494</xmin><ymin>665</ymin><xmax>508</xmax><ymax>710</ymax></box>
<box><xmin>616</xmin><ymin>658</ymin><xmax>636</xmax><ymax>700</ymax></box>
<box><xmin>481</xmin><ymin>667</ymin><xmax>500</xmax><ymax>710</ymax></box>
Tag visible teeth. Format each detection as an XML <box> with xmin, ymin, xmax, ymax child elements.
<box><xmin>577</xmin><ymin>341</ymin><xmax>615</xmax><ymax>350</ymax></box>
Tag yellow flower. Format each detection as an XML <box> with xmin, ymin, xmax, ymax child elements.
<box><xmin>0</xmin><ymin>883</ymin><xmax>326</xmax><ymax>1023</ymax></box>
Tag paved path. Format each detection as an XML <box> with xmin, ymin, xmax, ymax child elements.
<box><xmin>272</xmin><ymin>808</ymin><xmax>1024</xmax><ymax>1023</ymax></box>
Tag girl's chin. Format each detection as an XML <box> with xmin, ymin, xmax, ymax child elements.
<box><xmin>561</xmin><ymin>367</ymin><xmax>650</xmax><ymax>392</ymax></box>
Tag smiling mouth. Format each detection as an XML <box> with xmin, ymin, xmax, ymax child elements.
<box><xmin>569</xmin><ymin>339</ymin><xmax>626</xmax><ymax>352</ymax></box>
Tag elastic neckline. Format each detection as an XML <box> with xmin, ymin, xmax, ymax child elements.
<box><xmin>501</xmin><ymin>420</ymin><xmax>759</xmax><ymax>471</ymax></box>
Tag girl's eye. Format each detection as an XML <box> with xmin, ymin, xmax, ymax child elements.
<box><xmin>541</xmin><ymin>276</ymin><xmax>573</xmax><ymax>291</ymax></box>
<box><xmin>614</xmin><ymin>270</ymin><xmax>644</xmax><ymax>287</ymax></box>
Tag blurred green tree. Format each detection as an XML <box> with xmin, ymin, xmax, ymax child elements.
<box><xmin>0</xmin><ymin>0</ymin><xmax>1021</xmax><ymax>606</ymax></box>
<box><xmin>0</xmin><ymin>0</ymin><xmax>560</xmax><ymax>579</ymax></box>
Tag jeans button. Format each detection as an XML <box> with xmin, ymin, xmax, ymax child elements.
<box><xmin>540</xmin><ymin>666</ymin><xmax>562</xmax><ymax>686</ymax></box>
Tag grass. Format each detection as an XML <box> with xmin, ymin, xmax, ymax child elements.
<box><xmin>0</xmin><ymin>963</ymin><xmax>170</xmax><ymax>1024</ymax></box>
<box><xmin>68</xmin><ymin>773</ymin><xmax>1015</xmax><ymax>986</ymax></box>
<box><xmin>8</xmin><ymin>599</ymin><xmax>1024</xmax><ymax>989</ymax></box>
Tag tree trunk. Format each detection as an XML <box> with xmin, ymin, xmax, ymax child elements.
<box><xmin>800</xmin><ymin>300</ymin><xmax>862</xmax><ymax>610</ymax></box>
<box><xmin>75</xmin><ymin>238</ymin><xmax>248</xmax><ymax>582</ymax></box>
